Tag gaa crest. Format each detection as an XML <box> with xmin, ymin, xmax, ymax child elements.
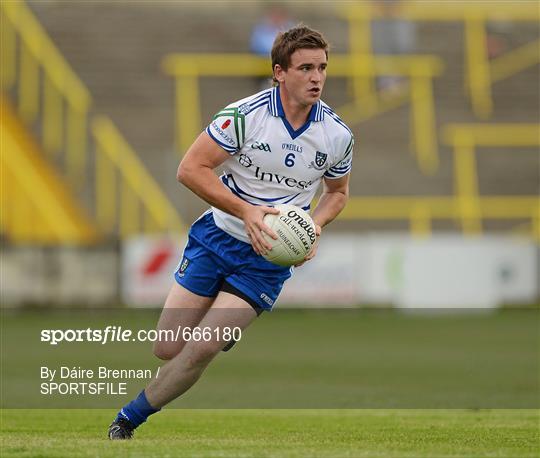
<box><xmin>308</xmin><ymin>151</ymin><xmax>328</xmax><ymax>171</ymax></box>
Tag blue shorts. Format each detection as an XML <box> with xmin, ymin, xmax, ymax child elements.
<box><xmin>174</xmin><ymin>212</ymin><xmax>292</xmax><ymax>311</ymax></box>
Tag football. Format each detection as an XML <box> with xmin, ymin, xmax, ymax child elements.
<box><xmin>262</xmin><ymin>204</ymin><xmax>317</xmax><ymax>267</ymax></box>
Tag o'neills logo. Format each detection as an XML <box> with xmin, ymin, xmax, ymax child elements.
<box><xmin>287</xmin><ymin>210</ymin><xmax>316</xmax><ymax>244</ymax></box>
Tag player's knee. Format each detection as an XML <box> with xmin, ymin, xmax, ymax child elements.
<box><xmin>185</xmin><ymin>341</ymin><xmax>221</xmax><ymax>368</ymax></box>
<box><xmin>153</xmin><ymin>342</ymin><xmax>182</xmax><ymax>361</ymax></box>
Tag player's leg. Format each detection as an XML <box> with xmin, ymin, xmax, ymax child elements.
<box><xmin>152</xmin><ymin>282</ymin><xmax>214</xmax><ymax>360</ymax></box>
<box><xmin>108</xmin><ymin>292</ymin><xmax>258</xmax><ymax>439</ymax></box>
<box><xmin>108</xmin><ymin>213</ymin><xmax>288</xmax><ymax>439</ymax></box>
<box><xmin>153</xmin><ymin>212</ymin><xmax>226</xmax><ymax>360</ymax></box>
<box><xmin>108</xmin><ymin>284</ymin><xmax>217</xmax><ymax>440</ymax></box>
<box><xmin>145</xmin><ymin>291</ymin><xmax>258</xmax><ymax>408</ymax></box>
<box><xmin>109</xmin><ymin>213</ymin><xmax>228</xmax><ymax>439</ymax></box>
<box><xmin>145</xmin><ymin>240</ymin><xmax>293</xmax><ymax>407</ymax></box>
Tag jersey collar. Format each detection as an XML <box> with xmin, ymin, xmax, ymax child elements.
<box><xmin>269</xmin><ymin>86</ymin><xmax>324</xmax><ymax>140</ymax></box>
<box><xmin>268</xmin><ymin>86</ymin><xmax>324</xmax><ymax>122</ymax></box>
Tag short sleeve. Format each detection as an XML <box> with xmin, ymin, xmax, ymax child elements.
<box><xmin>324</xmin><ymin>134</ymin><xmax>354</xmax><ymax>179</ymax></box>
<box><xmin>205</xmin><ymin>105</ymin><xmax>246</xmax><ymax>154</ymax></box>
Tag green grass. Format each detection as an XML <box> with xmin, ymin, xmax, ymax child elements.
<box><xmin>1</xmin><ymin>409</ymin><xmax>539</xmax><ymax>457</ymax></box>
<box><xmin>2</xmin><ymin>308</ymin><xmax>539</xmax><ymax>456</ymax></box>
<box><xmin>2</xmin><ymin>309</ymin><xmax>539</xmax><ymax>409</ymax></box>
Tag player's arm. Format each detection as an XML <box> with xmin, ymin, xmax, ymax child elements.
<box><xmin>177</xmin><ymin>131</ymin><xmax>278</xmax><ymax>255</ymax></box>
<box><xmin>312</xmin><ymin>174</ymin><xmax>350</xmax><ymax>229</ymax></box>
<box><xmin>298</xmin><ymin>174</ymin><xmax>349</xmax><ymax>265</ymax></box>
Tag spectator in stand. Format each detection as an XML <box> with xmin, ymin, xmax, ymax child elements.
<box><xmin>250</xmin><ymin>3</ymin><xmax>295</xmax><ymax>90</ymax></box>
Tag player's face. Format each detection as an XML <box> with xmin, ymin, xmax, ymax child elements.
<box><xmin>279</xmin><ymin>48</ymin><xmax>327</xmax><ymax>107</ymax></box>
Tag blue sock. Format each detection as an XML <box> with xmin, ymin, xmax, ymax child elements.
<box><xmin>116</xmin><ymin>390</ymin><xmax>160</xmax><ymax>428</ymax></box>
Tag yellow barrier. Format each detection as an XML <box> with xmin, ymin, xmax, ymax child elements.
<box><xmin>92</xmin><ymin>116</ymin><xmax>185</xmax><ymax>237</ymax></box>
<box><xmin>1</xmin><ymin>0</ymin><xmax>91</xmax><ymax>185</ymax></box>
<box><xmin>0</xmin><ymin>0</ymin><xmax>185</xmax><ymax>240</ymax></box>
<box><xmin>442</xmin><ymin>123</ymin><xmax>540</xmax><ymax>238</ymax></box>
<box><xmin>162</xmin><ymin>53</ymin><xmax>443</xmax><ymax>174</ymax></box>
<box><xmin>341</xmin><ymin>196</ymin><xmax>539</xmax><ymax>240</ymax></box>
<box><xmin>338</xmin><ymin>1</ymin><xmax>540</xmax><ymax>119</ymax></box>
<box><xmin>163</xmin><ymin>50</ymin><xmax>537</xmax><ymax>240</ymax></box>
<box><xmin>2</xmin><ymin>128</ymin><xmax>81</xmax><ymax>243</ymax></box>
<box><xmin>1</xmin><ymin>97</ymin><xmax>98</xmax><ymax>244</ymax></box>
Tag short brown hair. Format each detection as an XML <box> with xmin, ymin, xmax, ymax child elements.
<box><xmin>271</xmin><ymin>25</ymin><xmax>329</xmax><ymax>84</ymax></box>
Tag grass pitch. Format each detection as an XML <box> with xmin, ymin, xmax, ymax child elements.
<box><xmin>1</xmin><ymin>409</ymin><xmax>539</xmax><ymax>457</ymax></box>
<box><xmin>2</xmin><ymin>308</ymin><xmax>538</xmax><ymax>456</ymax></box>
<box><xmin>3</xmin><ymin>309</ymin><xmax>538</xmax><ymax>409</ymax></box>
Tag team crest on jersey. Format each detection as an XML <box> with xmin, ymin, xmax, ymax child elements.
<box><xmin>315</xmin><ymin>151</ymin><xmax>327</xmax><ymax>167</ymax></box>
<box><xmin>176</xmin><ymin>257</ymin><xmax>190</xmax><ymax>278</ymax></box>
<box><xmin>309</xmin><ymin>151</ymin><xmax>328</xmax><ymax>170</ymax></box>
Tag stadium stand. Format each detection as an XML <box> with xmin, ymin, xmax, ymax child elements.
<box><xmin>2</xmin><ymin>1</ymin><xmax>539</xmax><ymax>240</ymax></box>
<box><xmin>1</xmin><ymin>0</ymin><xmax>184</xmax><ymax>242</ymax></box>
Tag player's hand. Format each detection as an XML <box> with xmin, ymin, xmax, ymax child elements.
<box><xmin>295</xmin><ymin>224</ymin><xmax>321</xmax><ymax>267</ymax></box>
<box><xmin>241</xmin><ymin>205</ymin><xmax>279</xmax><ymax>256</ymax></box>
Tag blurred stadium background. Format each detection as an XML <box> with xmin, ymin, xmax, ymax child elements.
<box><xmin>1</xmin><ymin>4</ymin><xmax>539</xmax><ymax>456</ymax></box>
<box><xmin>1</xmin><ymin>0</ymin><xmax>539</xmax><ymax>308</ymax></box>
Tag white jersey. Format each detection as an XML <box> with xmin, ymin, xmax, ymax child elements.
<box><xmin>205</xmin><ymin>86</ymin><xmax>354</xmax><ymax>243</ymax></box>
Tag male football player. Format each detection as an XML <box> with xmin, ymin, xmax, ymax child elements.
<box><xmin>108</xmin><ymin>25</ymin><xmax>353</xmax><ymax>439</ymax></box>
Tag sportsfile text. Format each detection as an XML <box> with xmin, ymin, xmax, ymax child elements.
<box><xmin>40</xmin><ymin>326</ymin><xmax>242</xmax><ymax>346</ymax></box>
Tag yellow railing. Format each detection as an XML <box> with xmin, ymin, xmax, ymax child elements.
<box><xmin>1</xmin><ymin>95</ymin><xmax>98</xmax><ymax>244</ymax></box>
<box><xmin>338</xmin><ymin>1</ymin><xmax>540</xmax><ymax>120</ymax></box>
<box><xmin>341</xmin><ymin>124</ymin><xmax>540</xmax><ymax>240</ymax></box>
<box><xmin>162</xmin><ymin>53</ymin><xmax>444</xmax><ymax>174</ymax></box>
<box><xmin>341</xmin><ymin>196</ymin><xmax>539</xmax><ymax>240</ymax></box>
<box><xmin>163</xmin><ymin>50</ymin><xmax>538</xmax><ymax>239</ymax></box>
<box><xmin>443</xmin><ymin>123</ymin><xmax>540</xmax><ymax>237</ymax></box>
<box><xmin>2</xmin><ymin>120</ymin><xmax>88</xmax><ymax>243</ymax></box>
<box><xmin>333</xmin><ymin>54</ymin><xmax>444</xmax><ymax>175</ymax></box>
<box><xmin>1</xmin><ymin>0</ymin><xmax>90</xmax><ymax>186</ymax></box>
<box><xmin>92</xmin><ymin>117</ymin><xmax>185</xmax><ymax>237</ymax></box>
<box><xmin>0</xmin><ymin>0</ymin><xmax>185</xmax><ymax>239</ymax></box>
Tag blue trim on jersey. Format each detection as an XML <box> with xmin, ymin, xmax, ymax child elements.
<box><xmin>323</xmin><ymin>135</ymin><xmax>353</xmax><ymax>178</ymax></box>
<box><xmin>275</xmin><ymin>86</ymin><xmax>319</xmax><ymax>140</ymax></box>
<box><xmin>324</xmin><ymin>167</ymin><xmax>351</xmax><ymax>178</ymax></box>
<box><xmin>221</xmin><ymin>175</ymin><xmax>310</xmax><ymax>208</ymax></box>
<box><xmin>322</xmin><ymin>107</ymin><xmax>354</xmax><ymax>137</ymax></box>
<box><xmin>269</xmin><ymin>87</ymin><xmax>278</xmax><ymax>116</ymax></box>
<box><xmin>206</xmin><ymin>126</ymin><xmax>237</xmax><ymax>153</ymax></box>
<box><xmin>326</xmin><ymin>167</ymin><xmax>351</xmax><ymax>177</ymax></box>
<box><xmin>268</xmin><ymin>86</ymin><xmax>324</xmax><ymax>121</ymax></box>
<box><xmin>326</xmin><ymin>156</ymin><xmax>352</xmax><ymax>174</ymax></box>
<box><xmin>221</xmin><ymin>176</ymin><xmax>256</xmax><ymax>205</ymax></box>
<box><xmin>342</xmin><ymin>137</ymin><xmax>354</xmax><ymax>158</ymax></box>
<box><xmin>315</xmin><ymin>101</ymin><xmax>324</xmax><ymax>121</ymax></box>
<box><xmin>323</xmin><ymin>171</ymin><xmax>339</xmax><ymax>178</ymax></box>
<box><xmin>280</xmin><ymin>117</ymin><xmax>312</xmax><ymax>140</ymax></box>
<box><xmin>248</xmin><ymin>99</ymin><xmax>270</xmax><ymax>113</ymax></box>
<box><xmin>329</xmin><ymin>163</ymin><xmax>352</xmax><ymax>172</ymax></box>
<box><xmin>332</xmin><ymin>139</ymin><xmax>353</xmax><ymax>169</ymax></box>
<box><xmin>222</xmin><ymin>174</ymin><xmax>301</xmax><ymax>204</ymax></box>
<box><xmin>248</xmin><ymin>91</ymin><xmax>271</xmax><ymax>107</ymax></box>
<box><xmin>325</xmin><ymin>128</ymin><xmax>353</xmax><ymax>178</ymax></box>
<box><xmin>281</xmin><ymin>194</ymin><xmax>302</xmax><ymax>204</ymax></box>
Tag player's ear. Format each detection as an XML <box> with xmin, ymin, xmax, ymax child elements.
<box><xmin>273</xmin><ymin>64</ymin><xmax>286</xmax><ymax>84</ymax></box>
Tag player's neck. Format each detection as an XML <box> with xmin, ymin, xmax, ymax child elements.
<box><xmin>279</xmin><ymin>87</ymin><xmax>312</xmax><ymax>130</ymax></box>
